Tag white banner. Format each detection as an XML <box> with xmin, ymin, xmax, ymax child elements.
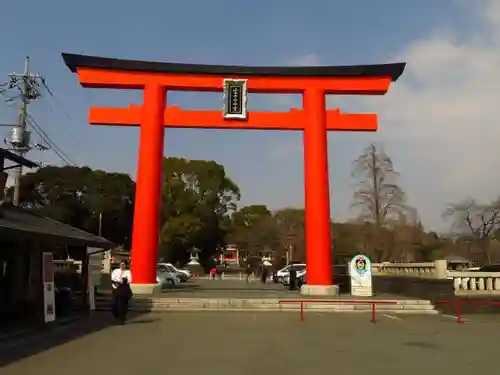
<box><xmin>349</xmin><ymin>254</ymin><xmax>373</xmax><ymax>297</ymax></box>
<box><xmin>42</xmin><ymin>252</ymin><xmax>56</xmax><ymax>323</ymax></box>
<box><xmin>88</xmin><ymin>260</ymin><xmax>95</xmax><ymax>312</ymax></box>
<box><xmin>87</xmin><ymin>248</ymin><xmax>103</xmax><ymax>288</ymax></box>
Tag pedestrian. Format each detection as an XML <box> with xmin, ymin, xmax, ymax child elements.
<box><xmin>289</xmin><ymin>266</ymin><xmax>297</xmax><ymax>291</ymax></box>
<box><xmin>111</xmin><ymin>261</ymin><xmax>132</xmax><ymax>290</ymax></box>
<box><xmin>245</xmin><ymin>263</ymin><xmax>253</xmax><ymax>284</ymax></box>
<box><xmin>111</xmin><ymin>261</ymin><xmax>133</xmax><ymax>324</ymax></box>
<box><xmin>261</xmin><ymin>264</ymin><xmax>268</xmax><ymax>284</ymax></box>
<box><xmin>113</xmin><ymin>278</ymin><xmax>133</xmax><ymax>324</ymax></box>
<box><xmin>210</xmin><ymin>267</ymin><xmax>217</xmax><ymax>280</ymax></box>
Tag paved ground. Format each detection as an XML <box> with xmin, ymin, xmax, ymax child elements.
<box><xmin>151</xmin><ymin>279</ymin><xmax>412</xmax><ymax>300</ymax></box>
<box><xmin>1</xmin><ymin>311</ymin><xmax>498</xmax><ymax>374</ymax></box>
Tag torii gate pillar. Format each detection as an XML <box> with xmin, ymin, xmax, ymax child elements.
<box><xmin>302</xmin><ymin>89</ymin><xmax>333</xmax><ymax>294</ymax></box>
<box><xmin>62</xmin><ymin>53</ymin><xmax>405</xmax><ymax>295</ymax></box>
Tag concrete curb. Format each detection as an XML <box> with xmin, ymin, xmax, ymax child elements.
<box><xmin>95</xmin><ymin>297</ymin><xmax>438</xmax><ymax>314</ymax></box>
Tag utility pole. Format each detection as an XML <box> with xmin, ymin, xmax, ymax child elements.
<box><xmin>12</xmin><ymin>58</ymin><xmax>29</xmax><ymax>207</ymax></box>
<box><xmin>98</xmin><ymin>212</ymin><xmax>103</xmax><ymax>237</ymax></box>
<box><xmin>5</xmin><ymin>57</ymin><xmax>44</xmax><ymax>206</ymax></box>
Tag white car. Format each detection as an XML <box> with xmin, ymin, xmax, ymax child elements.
<box><xmin>273</xmin><ymin>264</ymin><xmax>306</xmax><ymax>283</ymax></box>
<box><xmin>156</xmin><ymin>270</ymin><xmax>181</xmax><ymax>288</ymax></box>
<box><xmin>158</xmin><ymin>262</ymin><xmax>191</xmax><ymax>279</ymax></box>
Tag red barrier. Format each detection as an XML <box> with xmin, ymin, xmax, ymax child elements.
<box><xmin>278</xmin><ymin>299</ymin><xmax>398</xmax><ymax>323</ymax></box>
<box><xmin>434</xmin><ymin>299</ymin><xmax>500</xmax><ymax>324</ymax></box>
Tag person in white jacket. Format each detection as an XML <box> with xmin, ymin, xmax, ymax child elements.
<box><xmin>110</xmin><ymin>261</ymin><xmax>133</xmax><ymax>324</ymax></box>
<box><xmin>111</xmin><ymin>261</ymin><xmax>132</xmax><ymax>289</ymax></box>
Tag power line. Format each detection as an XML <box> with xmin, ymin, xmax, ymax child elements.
<box><xmin>26</xmin><ymin>114</ymin><xmax>76</xmax><ymax>166</ymax></box>
<box><xmin>2</xmin><ymin>57</ymin><xmax>78</xmax><ymax>203</ymax></box>
<box><xmin>2</xmin><ymin>57</ymin><xmax>68</xmax><ymax>205</ymax></box>
<box><xmin>40</xmin><ymin>78</ymin><xmax>75</xmax><ymax>125</ymax></box>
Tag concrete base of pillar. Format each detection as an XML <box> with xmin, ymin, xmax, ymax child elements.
<box><xmin>130</xmin><ymin>283</ymin><xmax>162</xmax><ymax>295</ymax></box>
<box><xmin>300</xmin><ymin>284</ymin><xmax>339</xmax><ymax>297</ymax></box>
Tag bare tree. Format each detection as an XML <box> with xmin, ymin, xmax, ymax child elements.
<box><xmin>351</xmin><ymin>144</ymin><xmax>411</xmax><ymax>261</ymax></box>
<box><xmin>443</xmin><ymin>198</ymin><xmax>500</xmax><ymax>264</ymax></box>
<box><xmin>351</xmin><ymin>143</ymin><xmax>408</xmax><ymax>227</ymax></box>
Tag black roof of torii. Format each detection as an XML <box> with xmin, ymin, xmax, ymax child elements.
<box><xmin>62</xmin><ymin>53</ymin><xmax>406</xmax><ymax>81</ymax></box>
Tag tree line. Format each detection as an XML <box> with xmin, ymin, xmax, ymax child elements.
<box><xmin>6</xmin><ymin>144</ymin><xmax>500</xmax><ymax>265</ymax></box>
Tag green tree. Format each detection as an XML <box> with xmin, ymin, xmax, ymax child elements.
<box><xmin>12</xmin><ymin>166</ymin><xmax>135</xmax><ymax>247</ymax></box>
<box><xmin>159</xmin><ymin>157</ymin><xmax>240</xmax><ymax>265</ymax></box>
<box><xmin>273</xmin><ymin>208</ymin><xmax>305</xmax><ymax>262</ymax></box>
<box><xmin>227</xmin><ymin>205</ymin><xmax>278</xmax><ymax>255</ymax></box>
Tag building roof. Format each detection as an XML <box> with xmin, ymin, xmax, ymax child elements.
<box><xmin>0</xmin><ymin>205</ymin><xmax>114</xmax><ymax>248</ymax></box>
<box><xmin>62</xmin><ymin>53</ymin><xmax>406</xmax><ymax>82</ymax></box>
<box><xmin>0</xmin><ymin>148</ymin><xmax>39</xmax><ymax>169</ymax></box>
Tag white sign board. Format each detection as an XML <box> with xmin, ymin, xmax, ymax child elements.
<box><xmin>222</xmin><ymin>79</ymin><xmax>248</xmax><ymax>120</ymax></box>
<box><xmin>87</xmin><ymin>248</ymin><xmax>104</xmax><ymax>288</ymax></box>
<box><xmin>42</xmin><ymin>252</ymin><xmax>56</xmax><ymax>323</ymax></box>
<box><xmin>349</xmin><ymin>254</ymin><xmax>373</xmax><ymax>297</ymax></box>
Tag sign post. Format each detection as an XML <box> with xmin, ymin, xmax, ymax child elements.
<box><xmin>349</xmin><ymin>254</ymin><xmax>373</xmax><ymax>297</ymax></box>
<box><xmin>42</xmin><ymin>252</ymin><xmax>56</xmax><ymax>323</ymax></box>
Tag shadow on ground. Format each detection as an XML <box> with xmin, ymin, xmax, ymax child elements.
<box><xmin>0</xmin><ymin>309</ymin><xmax>154</xmax><ymax>368</ymax></box>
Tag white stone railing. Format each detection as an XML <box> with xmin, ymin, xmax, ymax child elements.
<box><xmin>373</xmin><ymin>261</ymin><xmax>500</xmax><ymax>296</ymax></box>
<box><xmin>448</xmin><ymin>271</ymin><xmax>500</xmax><ymax>296</ymax></box>
<box><xmin>373</xmin><ymin>261</ymin><xmax>443</xmax><ymax>278</ymax></box>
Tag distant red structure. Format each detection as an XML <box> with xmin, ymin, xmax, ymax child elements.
<box><xmin>63</xmin><ymin>53</ymin><xmax>405</xmax><ymax>295</ymax></box>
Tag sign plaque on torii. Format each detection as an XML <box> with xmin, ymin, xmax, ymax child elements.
<box><xmin>62</xmin><ymin>53</ymin><xmax>405</xmax><ymax>296</ymax></box>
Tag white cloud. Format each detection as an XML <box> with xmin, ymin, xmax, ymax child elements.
<box><xmin>345</xmin><ymin>0</ymin><xmax>500</xmax><ymax>230</ymax></box>
<box><xmin>270</xmin><ymin>1</ymin><xmax>500</xmax><ymax>231</ymax></box>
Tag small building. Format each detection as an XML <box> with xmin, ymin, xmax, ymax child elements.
<box><xmin>220</xmin><ymin>244</ymin><xmax>241</xmax><ymax>266</ymax></box>
<box><xmin>0</xmin><ymin>147</ymin><xmax>114</xmax><ymax>328</ymax></box>
<box><xmin>0</xmin><ymin>204</ymin><xmax>113</xmax><ymax>327</ymax></box>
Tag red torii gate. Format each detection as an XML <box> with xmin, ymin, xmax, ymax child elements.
<box><xmin>62</xmin><ymin>53</ymin><xmax>405</xmax><ymax>295</ymax></box>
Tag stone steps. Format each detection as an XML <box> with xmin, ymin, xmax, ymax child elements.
<box><xmin>95</xmin><ymin>297</ymin><xmax>439</xmax><ymax>314</ymax></box>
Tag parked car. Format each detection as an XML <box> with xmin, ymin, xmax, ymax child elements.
<box><xmin>332</xmin><ymin>264</ymin><xmax>350</xmax><ymax>292</ymax></box>
<box><xmin>291</xmin><ymin>264</ymin><xmax>350</xmax><ymax>292</ymax></box>
<box><xmin>156</xmin><ymin>270</ymin><xmax>181</xmax><ymax>288</ymax></box>
<box><xmin>157</xmin><ymin>263</ymin><xmax>191</xmax><ymax>282</ymax></box>
<box><xmin>273</xmin><ymin>264</ymin><xmax>306</xmax><ymax>283</ymax></box>
<box><xmin>282</xmin><ymin>266</ymin><xmax>307</xmax><ymax>286</ymax></box>
<box><xmin>464</xmin><ymin>266</ymin><xmax>480</xmax><ymax>271</ymax></box>
<box><xmin>476</xmin><ymin>264</ymin><xmax>500</xmax><ymax>272</ymax></box>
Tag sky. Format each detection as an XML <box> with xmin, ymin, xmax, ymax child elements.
<box><xmin>0</xmin><ymin>0</ymin><xmax>498</xmax><ymax>232</ymax></box>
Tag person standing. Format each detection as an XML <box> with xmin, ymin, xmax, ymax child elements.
<box><xmin>289</xmin><ymin>266</ymin><xmax>297</xmax><ymax>291</ymax></box>
<box><xmin>260</xmin><ymin>263</ymin><xmax>268</xmax><ymax>284</ymax></box>
<box><xmin>114</xmin><ymin>278</ymin><xmax>133</xmax><ymax>324</ymax></box>
<box><xmin>245</xmin><ymin>263</ymin><xmax>253</xmax><ymax>284</ymax></box>
<box><xmin>111</xmin><ymin>261</ymin><xmax>132</xmax><ymax>289</ymax></box>
<box><xmin>111</xmin><ymin>261</ymin><xmax>133</xmax><ymax>323</ymax></box>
